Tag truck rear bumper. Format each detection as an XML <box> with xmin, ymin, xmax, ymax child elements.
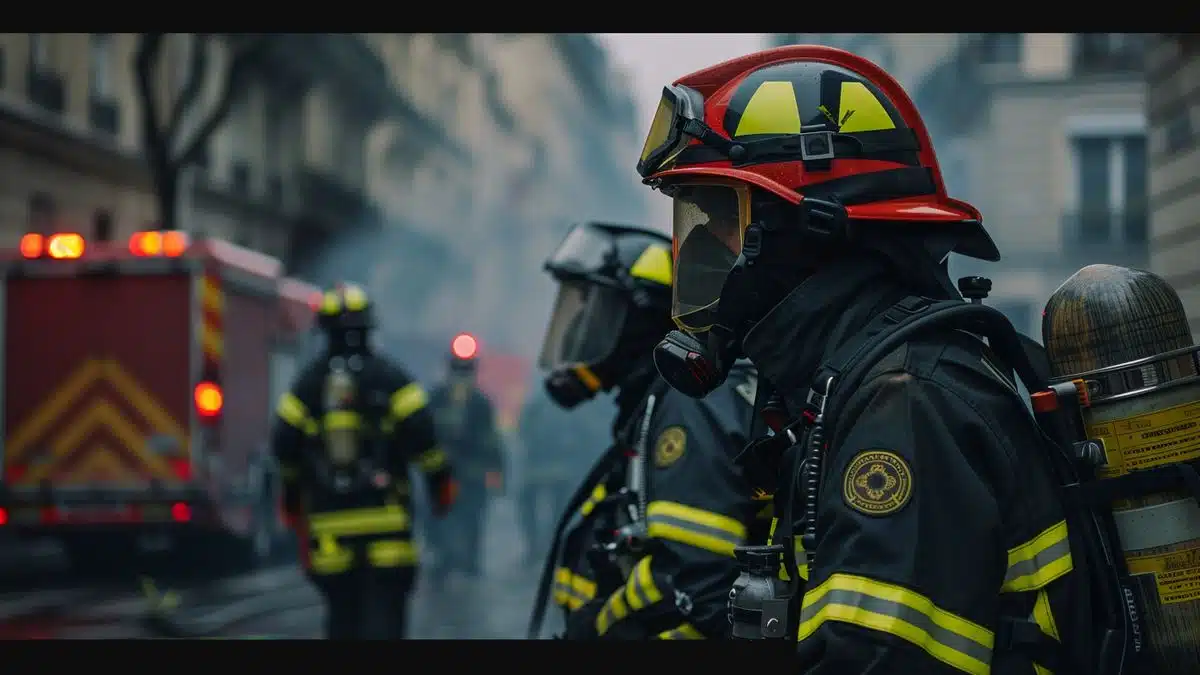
<box><xmin>0</xmin><ymin>482</ymin><xmax>211</xmax><ymax>531</ymax></box>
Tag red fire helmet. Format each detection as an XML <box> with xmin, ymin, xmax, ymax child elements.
<box><xmin>637</xmin><ymin>44</ymin><xmax>997</xmax><ymax>263</ymax></box>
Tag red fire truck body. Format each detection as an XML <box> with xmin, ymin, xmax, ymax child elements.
<box><xmin>0</xmin><ymin>231</ymin><xmax>319</xmax><ymax>566</ymax></box>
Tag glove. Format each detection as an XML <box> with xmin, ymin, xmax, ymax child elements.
<box><xmin>563</xmin><ymin>599</ymin><xmax>605</xmax><ymax>641</ymax></box>
<box><xmin>434</xmin><ymin>476</ymin><xmax>459</xmax><ymax>517</ymax></box>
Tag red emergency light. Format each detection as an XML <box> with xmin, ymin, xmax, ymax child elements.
<box><xmin>130</xmin><ymin>230</ymin><xmax>189</xmax><ymax>258</ymax></box>
<box><xmin>194</xmin><ymin>381</ymin><xmax>224</xmax><ymax>419</ymax></box>
<box><xmin>452</xmin><ymin>333</ymin><xmax>478</xmax><ymax>360</ymax></box>
<box><xmin>47</xmin><ymin>233</ymin><xmax>85</xmax><ymax>259</ymax></box>
<box><xmin>20</xmin><ymin>232</ymin><xmax>85</xmax><ymax>260</ymax></box>
<box><xmin>19</xmin><ymin>233</ymin><xmax>43</xmax><ymax>259</ymax></box>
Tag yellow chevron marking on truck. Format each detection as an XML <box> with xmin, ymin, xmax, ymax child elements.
<box><xmin>22</xmin><ymin>399</ymin><xmax>176</xmax><ymax>483</ymax></box>
<box><xmin>6</xmin><ymin>358</ymin><xmax>187</xmax><ymax>478</ymax></box>
<box><xmin>5</xmin><ymin>359</ymin><xmax>104</xmax><ymax>461</ymax></box>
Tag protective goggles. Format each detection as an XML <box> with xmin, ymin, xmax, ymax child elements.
<box><xmin>637</xmin><ymin>85</ymin><xmax>707</xmax><ymax>179</ymax></box>
<box><xmin>662</xmin><ymin>178</ymin><xmax>752</xmax><ymax>334</ymax></box>
<box><xmin>637</xmin><ymin>82</ymin><xmax>925</xmax><ymax>181</ymax></box>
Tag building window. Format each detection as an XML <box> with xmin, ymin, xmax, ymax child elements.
<box><xmin>1074</xmin><ymin>33</ymin><xmax>1143</xmax><ymax>73</ymax></box>
<box><xmin>93</xmin><ymin>209</ymin><xmax>114</xmax><ymax>243</ymax></box>
<box><xmin>1072</xmin><ymin>134</ymin><xmax>1147</xmax><ymax>245</ymax></box>
<box><xmin>978</xmin><ymin>33</ymin><xmax>1023</xmax><ymax>65</ymax></box>
<box><xmin>28</xmin><ymin>192</ymin><xmax>56</xmax><ymax>234</ymax></box>
<box><xmin>89</xmin><ymin>33</ymin><xmax>113</xmax><ymax>99</ymax></box>
<box><xmin>28</xmin><ymin>34</ymin><xmax>50</xmax><ymax>70</ymax></box>
<box><xmin>1165</xmin><ymin>108</ymin><xmax>1195</xmax><ymax>156</ymax></box>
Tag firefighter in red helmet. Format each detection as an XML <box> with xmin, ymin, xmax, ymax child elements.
<box><xmin>638</xmin><ymin>47</ymin><xmax>1093</xmax><ymax>674</ymax></box>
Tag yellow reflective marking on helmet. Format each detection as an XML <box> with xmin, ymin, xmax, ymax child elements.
<box><xmin>629</xmin><ymin>244</ymin><xmax>672</xmax><ymax>286</ymax></box>
<box><xmin>342</xmin><ymin>285</ymin><xmax>368</xmax><ymax>311</ymax></box>
<box><xmin>836</xmin><ymin>82</ymin><xmax>896</xmax><ymax>133</ymax></box>
<box><xmin>321</xmin><ymin>291</ymin><xmax>342</xmax><ymax>315</ymax></box>
<box><xmin>733</xmin><ymin>81</ymin><xmax>801</xmax><ymax>137</ymax></box>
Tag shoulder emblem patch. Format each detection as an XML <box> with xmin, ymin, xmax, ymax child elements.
<box><xmin>842</xmin><ymin>450</ymin><xmax>913</xmax><ymax>517</ymax></box>
<box><xmin>653</xmin><ymin>426</ymin><xmax>687</xmax><ymax>468</ymax></box>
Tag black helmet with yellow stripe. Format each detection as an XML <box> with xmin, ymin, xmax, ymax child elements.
<box><xmin>316</xmin><ymin>282</ymin><xmax>375</xmax><ymax>336</ymax></box>
<box><xmin>538</xmin><ymin>222</ymin><xmax>675</xmax><ymax>408</ymax></box>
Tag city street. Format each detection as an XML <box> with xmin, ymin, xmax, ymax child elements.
<box><xmin>0</xmin><ymin>496</ymin><xmax>542</xmax><ymax>640</ymax></box>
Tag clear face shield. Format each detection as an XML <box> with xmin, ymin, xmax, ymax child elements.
<box><xmin>665</xmin><ymin>180</ymin><xmax>752</xmax><ymax>335</ymax></box>
<box><xmin>537</xmin><ymin>279</ymin><xmax>629</xmax><ymax>371</ymax></box>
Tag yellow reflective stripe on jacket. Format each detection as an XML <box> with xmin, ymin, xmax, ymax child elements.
<box><xmin>595</xmin><ymin>585</ymin><xmax>630</xmax><ymax>636</ymax></box>
<box><xmin>1031</xmin><ymin>589</ymin><xmax>1060</xmax><ymax>675</ymax></box>
<box><xmin>623</xmin><ymin>555</ymin><xmax>665</xmax><ymax>611</ymax></box>
<box><xmin>646</xmin><ymin>500</ymin><xmax>746</xmax><ymax>556</ymax></box>
<box><xmin>310</xmin><ymin>535</ymin><xmax>353</xmax><ymax>574</ymax></box>
<box><xmin>656</xmin><ymin>623</ymin><xmax>704</xmax><ymax>639</ymax></box>
<box><xmin>323</xmin><ymin>410</ymin><xmax>360</xmax><ymax>431</ymax></box>
<box><xmin>798</xmin><ymin>573</ymin><xmax>993</xmax><ymax>675</ymax></box>
<box><xmin>769</xmin><ymin>517</ymin><xmax>808</xmax><ymax>581</ymax></box>
<box><xmin>389</xmin><ymin>383</ymin><xmax>428</xmax><ymax>424</ymax></box>
<box><xmin>367</xmin><ymin>539</ymin><xmax>418</xmax><ymax>567</ymax></box>
<box><xmin>580</xmin><ymin>483</ymin><xmax>607</xmax><ymax>517</ymax></box>
<box><xmin>276</xmin><ymin>393</ymin><xmax>318</xmax><ymax>436</ymax></box>
<box><xmin>415</xmin><ymin>446</ymin><xmax>447</xmax><ymax>472</ymax></box>
<box><xmin>309</xmin><ymin>505</ymin><xmax>410</xmax><ymax>538</ymax></box>
<box><xmin>1001</xmin><ymin>520</ymin><xmax>1073</xmax><ymax>593</ymax></box>
<box><xmin>553</xmin><ymin>568</ymin><xmax>596</xmax><ymax>610</ymax></box>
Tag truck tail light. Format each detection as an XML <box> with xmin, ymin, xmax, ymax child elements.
<box><xmin>47</xmin><ymin>233</ymin><xmax>85</xmax><ymax>260</ymax></box>
<box><xmin>0</xmin><ymin>508</ymin><xmax>7</xmax><ymax>526</ymax></box>
<box><xmin>131</xmin><ymin>230</ymin><xmax>189</xmax><ymax>257</ymax></box>
<box><xmin>171</xmin><ymin>502</ymin><xmax>191</xmax><ymax>522</ymax></box>
<box><xmin>194</xmin><ymin>381</ymin><xmax>223</xmax><ymax>420</ymax></box>
<box><xmin>19</xmin><ymin>233</ymin><xmax>43</xmax><ymax>259</ymax></box>
<box><xmin>168</xmin><ymin>458</ymin><xmax>194</xmax><ymax>481</ymax></box>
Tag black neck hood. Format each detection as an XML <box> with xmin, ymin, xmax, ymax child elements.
<box><xmin>612</xmin><ymin>354</ymin><xmax>659</xmax><ymax>436</ymax></box>
<box><xmin>741</xmin><ymin>253</ymin><xmax>906</xmax><ymax>402</ymax></box>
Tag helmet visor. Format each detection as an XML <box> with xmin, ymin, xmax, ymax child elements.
<box><xmin>669</xmin><ymin>182</ymin><xmax>751</xmax><ymax>334</ymax></box>
<box><xmin>537</xmin><ymin>280</ymin><xmax>628</xmax><ymax>370</ymax></box>
<box><xmin>546</xmin><ymin>223</ymin><xmax>615</xmax><ymax>277</ymax></box>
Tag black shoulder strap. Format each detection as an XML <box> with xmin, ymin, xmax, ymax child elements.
<box><xmin>810</xmin><ymin>296</ymin><xmax>1046</xmax><ymax>418</ymax></box>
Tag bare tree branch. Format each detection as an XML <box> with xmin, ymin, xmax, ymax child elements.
<box><xmin>165</xmin><ymin>33</ymin><xmax>210</xmax><ymax>138</ymax></box>
<box><xmin>134</xmin><ymin>33</ymin><xmax>168</xmax><ymax>164</ymax></box>
<box><xmin>176</xmin><ymin>37</ymin><xmax>270</xmax><ymax>167</ymax></box>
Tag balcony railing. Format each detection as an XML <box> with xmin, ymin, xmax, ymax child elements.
<box><xmin>26</xmin><ymin>67</ymin><xmax>64</xmax><ymax>114</ymax></box>
<box><xmin>1060</xmin><ymin>209</ymin><xmax>1148</xmax><ymax>266</ymax></box>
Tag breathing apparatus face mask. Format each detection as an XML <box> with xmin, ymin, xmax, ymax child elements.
<box><xmin>653</xmin><ymin>181</ymin><xmax>842</xmax><ymax>398</ymax></box>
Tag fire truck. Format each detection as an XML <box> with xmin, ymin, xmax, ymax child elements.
<box><xmin>0</xmin><ymin>230</ymin><xmax>320</xmax><ymax>570</ymax></box>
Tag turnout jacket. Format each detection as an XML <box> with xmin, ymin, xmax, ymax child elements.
<box><xmin>271</xmin><ymin>351</ymin><xmax>454</xmax><ymax>573</ymax></box>
<box><xmin>557</xmin><ymin>364</ymin><xmax>760</xmax><ymax>640</ymax></box>
<box><xmin>743</xmin><ymin>258</ymin><xmax>1087</xmax><ymax>675</ymax></box>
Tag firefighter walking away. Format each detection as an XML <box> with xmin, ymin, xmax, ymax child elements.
<box><xmin>271</xmin><ymin>282</ymin><xmax>457</xmax><ymax>639</ymax></box>
<box><xmin>527</xmin><ymin>221</ymin><xmax>761</xmax><ymax>641</ymax></box>
<box><xmin>426</xmin><ymin>333</ymin><xmax>507</xmax><ymax>585</ymax></box>
<box><xmin>633</xmin><ymin>44</ymin><xmax>1164</xmax><ymax>673</ymax></box>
